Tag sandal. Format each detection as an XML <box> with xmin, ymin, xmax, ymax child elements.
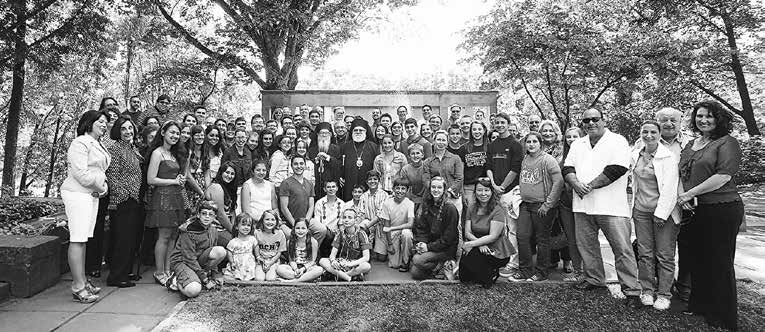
<box><xmin>85</xmin><ymin>280</ymin><xmax>101</xmax><ymax>294</ymax></box>
<box><xmin>72</xmin><ymin>287</ymin><xmax>99</xmax><ymax>303</ymax></box>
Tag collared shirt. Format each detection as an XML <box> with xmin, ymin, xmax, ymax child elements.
<box><xmin>423</xmin><ymin>150</ymin><xmax>464</xmax><ymax>194</ymax></box>
<box><xmin>106</xmin><ymin>140</ymin><xmax>142</xmax><ymax>209</ymax></box>
<box><xmin>563</xmin><ymin>129</ymin><xmax>631</xmax><ymax>217</ymax></box>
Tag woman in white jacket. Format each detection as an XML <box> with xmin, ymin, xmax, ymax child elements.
<box><xmin>61</xmin><ymin>110</ymin><xmax>111</xmax><ymax>303</ymax></box>
<box><xmin>630</xmin><ymin>120</ymin><xmax>680</xmax><ymax>311</ymax></box>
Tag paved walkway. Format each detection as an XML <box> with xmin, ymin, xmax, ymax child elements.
<box><xmin>2</xmin><ymin>216</ymin><xmax>764</xmax><ymax>331</ymax></box>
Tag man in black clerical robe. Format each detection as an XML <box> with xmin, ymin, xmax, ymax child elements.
<box><xmin>339</xmin><ymin>118</ymin><xmax>378</xmax><ymax>201</ymax></box>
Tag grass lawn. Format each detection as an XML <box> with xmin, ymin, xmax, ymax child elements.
<box><xmin>161</xmin><ymin>280</ymin><xmax>765</xmax><ymax>331</ymax></box>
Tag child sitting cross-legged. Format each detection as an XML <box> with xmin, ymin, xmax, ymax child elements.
<box><xmin>167</xmin><ymin>201</ymin><xmax>227</xmax><ymax>298</ymax></box>
<box><xmin>319</xmin><ymin>209</ymin><xmax>372</xmax><ymax>281</ymax></box>
<box><xmin>222</xmin><ymin>213</ymin><xmax>259</xmax><ymax>281</ymax></box>
<box><xmin>254</xmin><ymin>210</ymin><xmax>286</xmax><ymax>281</ymax></box>
<box><xmin>276</xmin><ymin>219</ymin><xmax>325</xmax><ymax>282</ymax></box>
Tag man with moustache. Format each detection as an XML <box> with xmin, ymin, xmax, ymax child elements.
<box><xmin>308</xmin><ymin>122</ymin><xmax>343</xmax><ymax>198</ymax></box>
<box><xmin>339</xmin><ymin>118</ymin><xmax>378</xmax><ymax>201</ymax></box>
<box><xmin>122</xmin><ymin>95</ymin><xmax>145</xmax><ymax>125</ymax></box>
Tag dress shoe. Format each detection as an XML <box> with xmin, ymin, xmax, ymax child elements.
<box><xmin>573</xmin><ymin>280</ymin><xmax>604</xmax><ymax>291</ymax></box>
<box><xmin>107</xmin><ymin>280</ymin><xmax>136</xmax><ymax>288</ymax></box>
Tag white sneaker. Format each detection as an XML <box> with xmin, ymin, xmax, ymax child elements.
<box><xmin>653</xmin><ymin>297</ymin><xmax>671</xmax><ymax>310</ymax></box>
<box><xmin>640</xmin><ymin>293</ymin><xmax>654</xmax><ymax>306</ymax></box>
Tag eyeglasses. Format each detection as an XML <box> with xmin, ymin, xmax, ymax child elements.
<box><xmin>581</xmin><ymin>117</ymin><xmax>601</xmax><ymax>124</ymax></box>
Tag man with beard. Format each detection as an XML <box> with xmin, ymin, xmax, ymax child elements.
<box><xmin>334</xmin><ymin>120</ymin><xmax>350</xmax><ymax>147</ymax></box>
<box><xmin>308</xmin><ymin>122</ymin><xmax>343</xmax><ymax>198</ymax></box>
<box><xmin>122</xmin><ymin>95</ymin><xmax>145</xmax><ymax>125</ymax></box>
<box><xmin>339</xmin><ymin>118</ymin><xmax>378</xmax><ymax>201</ymax></box>
<box><xmin>371</xmin><ymin>108</ymin><xmax>382</xmax><ymax>128</ymax></box>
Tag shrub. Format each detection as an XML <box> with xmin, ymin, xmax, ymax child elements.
<box><xmin>736</xmin><ymin>136</ymin><xmax>765</xmax><ymax>185</ymax></box>
<box><xmin>0</xmin><ymin>198</ymin><xmax>64</xmax><ymax>236</ymax></box>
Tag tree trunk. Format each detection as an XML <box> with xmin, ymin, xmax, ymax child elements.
<box><xmin>723</xmin><ymin>15</ymin><xmax>761</xmax><ymax>136</ymax></box>
<box><xmin>124</xmin><ymin>38</ymin><xmax>135</xmax><ymax>104</ymax></box>
<box><xmin>17</xmin><ymin>120</ymin><xmax>41</xmax><ymax>196</ymax></box>
<box><xmin>2</xmin><ymin>0</ymin><xmax>27</xmax><ymax>197</ymax></box>
<box><xmin>44</xmin><ymin>115</ymin><xmax>63</xmax><ymax>198</ymax></box>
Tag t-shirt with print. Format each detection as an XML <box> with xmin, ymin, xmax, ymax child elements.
<box><xmin>487</xmin><ymin>135</ymin><xmax>523</xmax><ymax>192</ymax></box>
<box><xmin>463</xmin><ymin>144</ymin><xmax>488</xmax><ymax>184</ymax></box>
<box><xmin>332</xmin><ymin>228</ymin><xmax>372</xmax><ymax>261</ymax></box>
<box><xmin>379</xmin><ymin>197</ymin><xmax>415</xmax><ymax>228</ymax></box>
<box><xmin>255</xmin><ymin>229</ymin><xmax>286</xmax><ymax>260</ymax></box>
<box><xmin>519</xmin><ymin>153</ymin><xmax>560</xmax><ymax>203</ymax></box>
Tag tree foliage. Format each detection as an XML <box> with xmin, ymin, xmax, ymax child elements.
<box><xmin>633</xmin><ymin>0</ymin><xmax>765</xmax><ymax>136</ymax></box>
<box><xmin>153</xmin><ymin>0</ymin><xmax>417</xmax><ymax>90</ymax></box>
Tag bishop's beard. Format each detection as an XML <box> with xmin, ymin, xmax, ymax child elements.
<box><xmin>318</xmin><ymin>136</ymin><xmax>331</xmax><ymax>153</ymax></box>
<box><xmin>352</xmin><ymin>133</ymin><xmax>365</xmax><ymax>143</ymax></box>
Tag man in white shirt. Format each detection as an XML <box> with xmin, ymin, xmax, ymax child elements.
<box><xmin>562</xmin><ymin>108</ymin><xmax>641</xmax><ymax>307</ymax></box>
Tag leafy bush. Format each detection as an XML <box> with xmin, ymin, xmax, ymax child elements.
<box><xmin>0</xmin><ymin>198</ymin><xmax>64</xmax><ymax>236</ymax></box>
<box><xmin>736</xmin><ymin>136</ymin><xmax>765</xmax><ymax>185</ymax></box>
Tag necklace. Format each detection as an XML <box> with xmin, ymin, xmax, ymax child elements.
<box><xmin>353</xmin><ymin>141</ymin><xmax>367</xmax><ymax>168</ymax></box>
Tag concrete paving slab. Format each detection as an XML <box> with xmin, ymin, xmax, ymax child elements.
<box><xmin>86</xmin><ymin>285</ymin><xmax>179</xmax><ymax>316</ymax></box>
<box><xmin>56</xmin><ymin>312</ymin><xmax>163</xmax><ymax>332</ymax></box>
<box><xmin>0</xmin><ymin>310</ymin><xmax>77</xmax><ymax>332</ymax></box>
<box><xmin>0</xmin><ymin>282</ymin><xmax>114</xmax><ymax>312</ymax></box>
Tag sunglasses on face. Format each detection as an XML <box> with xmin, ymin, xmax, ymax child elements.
<box><xmin>581</xmin><ymin>117</ymin><xmax>601</xmax><ymax>124</ymax></box>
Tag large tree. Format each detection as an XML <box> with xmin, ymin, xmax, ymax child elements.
<box><xmin>634</xmin><ymin>0</ymin><xmax>764</xmax><ymax>136</ymax></box>
<box><xmin>0</xmin><ymin>0</ymin><xmax>111</xmax><ymax>195</ymax></box>
<box><xmin>461</xmin><ymin>0</ymin><xmax>662</xmax><ymax>130</ymax></box>
<box><xmin>153</xmin><ymin>0</ymin><xmax>416</xmax><ymax>90</ymax></box>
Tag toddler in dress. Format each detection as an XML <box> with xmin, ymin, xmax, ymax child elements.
<box><xmin>223</xmin><ymin>214</ymin><xmax>259</xmax><ymax>281</ymax></box>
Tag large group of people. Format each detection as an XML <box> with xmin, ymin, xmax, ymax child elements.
<box><xmin>61</xmin><ymin>96</ymin><xmax>744</xmax><ymax>330</ymax></box>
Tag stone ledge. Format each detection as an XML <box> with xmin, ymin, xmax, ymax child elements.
<box><xmin>0</xmin><ymin>235</ymin><xmax>61</xmax><ymax>298</ymax></box>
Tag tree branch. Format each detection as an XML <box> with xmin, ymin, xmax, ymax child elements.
<box><xmin>154</xmin><ymin>0</ymin><xmax>267</xmax><ymax>88</ymax></box>
<box><xmin>589</xmin><ymin>74</ymin><xmax>624</xmax><ymax>108</ymax></box>
<box><xmin>688</xmin><ymin>79</ymin><xmax>743</xmax><ymax>116</ymax></box>
<box><xmin>510</xmin><ymin>58</ymin><xmax>544</xmax><ymax>116</ymax></box>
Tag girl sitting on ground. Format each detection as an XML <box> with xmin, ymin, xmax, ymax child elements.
<box><xmin>319</xmin><ymin>209</ymin><xmax>372</xmax><ymax>281</ymax></box>
<box><xmin>276</xmin><ymin>219</ymin><xmax>325</xmax><ymax>282</ymax></box>
<box><xmin>223</xmin><ymin>214</ymin><xmax>259</xmax><ymax>281</ymax></box>
<box><xmin>254</xmin><ymin>210</ymin><xmax>286</xmax><ymax>281</ymax></box>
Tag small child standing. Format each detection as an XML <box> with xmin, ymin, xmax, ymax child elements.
<box><xmin>254</xmin><ymin>210</ymin><xmax>286</xmax><ymax>281</ymax></box>
<box><xmin>276</xmin><ymin>219</ymin><xmax>325</xmax><ymax>282</ymax></box>
<box><xmin>319</xmin><ymin>209</ymin><xmax>372</xmax><ymax>281</ymax></box>
<box><xmin>167</xmin><ymin>201</ymin><xmax>227</xmax><ymax>298</ymax></box>
<box><xmin>379</xmin><ymin>178</ymin><xmax>415</xmax><ymax>272</ymax></box>
<box><xmin>223</xmin><ymin>214</ymin><xmax>259</xmax><ymax>281</ymax></box>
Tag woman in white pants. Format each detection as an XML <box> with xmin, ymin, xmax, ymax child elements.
<box><xmin>61</xmin><ymin>110</ymin><xmax>111</xmax><ymax>303</ymax></box>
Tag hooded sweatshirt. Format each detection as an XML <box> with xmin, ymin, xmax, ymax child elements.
<box><xmin>170</xmin><ymin>217</ymin><xmax>219</xmax><ymax>281</ymax></box>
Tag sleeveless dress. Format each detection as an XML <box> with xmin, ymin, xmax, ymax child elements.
<box><xmin>146</xmin><ymin>159</ymin><xmax>186</xmax><ymax>228</ymax></box>
<box><xmin>223</xmin><ymin>236</ymin><xmax>258</xmax><ymax>280</ymax></box>
<box><xmin>186</xmin><ymin>152</ymin><xmax>205</xmax><ymax>210</ymax></box>
<box><xmin>243</xmin><ymin>178</ymin><xmax>273</xmax><ymax>220</ymax></box>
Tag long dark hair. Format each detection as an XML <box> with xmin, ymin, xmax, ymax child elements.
<box><xmin>287</xmin><ymin>218</ymin><xmax>313</xmax><ymax>263</ymax></box>
<box><xmin>468</xmin><ymin>178</ymin><xmax>498</xmax><ymax>217</ymax></box>
<box><xmin>149</xmin><ymin>121</ymin><xmax>187</xmax><ymax>171</ymax></box>
<box><xmin>202</xmin><ymin>126</ymin><xmax>225</xmax><ymax>172</ymax></box>
<box><xmin>213</xmin><ymin>162</ymin><xmax>239</xmax><ymax>210</ymax></box>
<box><xmin>689</xmin><ymin>100</ymin><xmax>734</xmax><ymax>139</ymax></box>
<box><xmin>466</xmin><ymin>121</ymin><xmax>488</xmax><ymax>153</ymax></box>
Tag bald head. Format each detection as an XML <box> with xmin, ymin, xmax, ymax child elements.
<box><xmin>655</xmin><ymin>107</ymin><xmax>683</xmax><ymax>139</ymax></box>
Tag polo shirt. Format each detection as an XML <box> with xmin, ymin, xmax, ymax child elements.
<box><xmin>279</xmin><ymin>176</ymin><xmax>315</xmax><ymax>221</ymax></box>
<box><xmin>563</xmin><ymin>129</ymin><xmax>631</xmax><ymax>217</ymax></box>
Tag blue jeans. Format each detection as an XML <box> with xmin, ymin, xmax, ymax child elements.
<box><xmin>633</xmin><ymin>208</ymin><xmax>677</xmax><ymax>298</ymax></box>
<box><xmin>559</xmin><ymin>205</ymin><xmax>582</xmax><ymax>272</ymax></box>
<box><xmin>574</xmin><ymin>213</ymin><xmax>640</xmax><ymax>296</ymax></box>
<box><xmin>517</xmin><ymin>202</ymin><xmax>555</xmax><ymax>277</ymax></box>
